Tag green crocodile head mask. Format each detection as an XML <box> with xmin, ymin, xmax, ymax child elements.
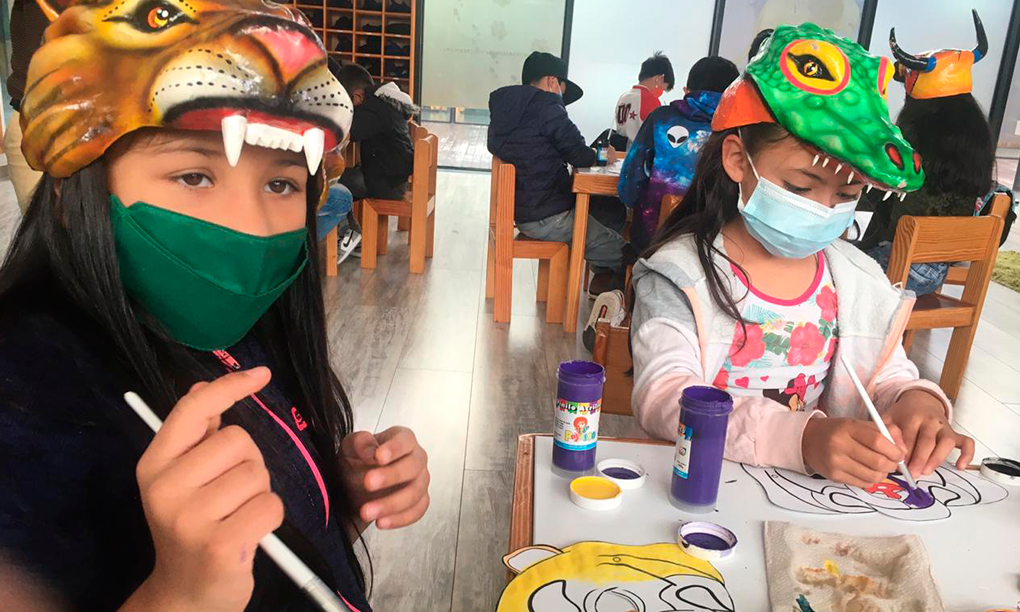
<box><xmin>713</xmin><ymin>22</ymin><xmax>924</xmax><ymax>196</ymax></box>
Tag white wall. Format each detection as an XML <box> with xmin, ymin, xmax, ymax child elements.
<box><xmin>998</xmin><ymin>52</ymin><xmax>1020</xmax><ymax>148</ymax></box>
<box><xmin>421</xmin><ymin>0</ymin><xmax>566</xmax><ymax>110</ymax></box>
<box><xmin>718</xmin><ymin>0</ymin><xmax>863</xmax><ymax>69</ymax></box>
<box><xmin>870</xmin><ymin>0</ymin><xmax>1012</xmax><ymax>122</ymax></box>
<box><xmin>566</xmin><ymin>0</ymin><xmax>715</xmax><ymax>144</ymax></box>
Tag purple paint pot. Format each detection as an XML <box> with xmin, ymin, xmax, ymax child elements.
<box><xmin>552</xmin><ymin>361</ymin><xmax>605</xmax><ymax>478</ymax></box>
<box><xmin>597</xmin><ymin>458</ymin><xmax>647</xmax><ymax>490</ymax></box>
<box><xmin>669</xmin><ymin>386</ymin><xmax>733</xmax><ymax>513</ymax></box>
<box><xmin>677</xmin><ymin>521</ymin><xmax>738</xmax><ymax>560</ymax></box>
<box><xmin>603</xmin><ymin>467</ymin><xmax>640</xmax><ymax>479</ymax></box>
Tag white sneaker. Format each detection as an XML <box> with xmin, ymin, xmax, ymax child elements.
<box><xmin>582</xmin><ymin>290</ymin><xmax>626</xmax><ymax>352</ymax></box>
<box><xmin>338</xmin><ymin>229</ymin><xmax>362</xmax><ymax>265</ymax></box>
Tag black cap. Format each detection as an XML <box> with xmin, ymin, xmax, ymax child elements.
<box><xmin>521</xmin><ymin>51</ymin><xmax>583</xmax><ymax>105</ymax></box>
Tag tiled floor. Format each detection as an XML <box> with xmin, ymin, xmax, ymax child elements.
<box><xmin>2</xmin><ymin>170</ymin><xmax>1019</xmax><ymax>609</ymax></box>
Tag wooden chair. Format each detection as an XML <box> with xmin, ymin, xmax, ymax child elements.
<box><xmin>323</xmin><ymin>141</ymin><xmax>359</xmax><ymax>277</ymax></box>
<box><xmin>360</xmin><ymin>132</ymin><xmax>438</xmax><ymax>274</ymax></box>
<box><xmin>396</xmin><ymin>121</ymin><xmax>429</xmax><ymax>234</ymax></box>
<box><xmin>592</xmin><ymin>316</ymin><xmax>634</xmax><ymax>416</ymax></box>
<box><xmin>942</xmin><ymin>194</ymin><xmax>1011</xmax><ymax>286</ymax></box>
<box><xmin>485</xmin><ymin>156</ymin><xmax>568</xmax><ymax>324</ymax></box>
<box><xmin>888</xmin><ymin>195</ymin><xmax>1007</xmax><ymax>399</ymax></box>
<box><xmin>659</xmin><ymin>194</ymin><xmax>681</xmax><ymax>227</ymax></box>
<box><xmin>588</xmin><ymin>194</ymin><xmax>683</xmax><ymax>416</ymax></box>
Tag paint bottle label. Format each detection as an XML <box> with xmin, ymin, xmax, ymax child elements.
<box><xmin>673</xmin><ymin>424</ymin><xmax>693</xmax><ymax>479</ymax></box>
<box><xmin>553</xmin><ymin>399</ymin><xmax>601</xmax><ymax>451</ymax></box>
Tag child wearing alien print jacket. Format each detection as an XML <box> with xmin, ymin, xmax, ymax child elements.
<box><xmin>618</xmin><ymin>57</ymin><xmax>739</xmax><ymax>253</ymax></box>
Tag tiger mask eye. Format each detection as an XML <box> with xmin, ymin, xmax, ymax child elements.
<box><xmin>105</xmin><ymin>0</ymin><xmax>193</xmax><ymax>32</ymax></box>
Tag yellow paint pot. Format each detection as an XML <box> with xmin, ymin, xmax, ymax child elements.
<box><xmin>570</xmin><ymin>476</ymin><xmax>622</xmax><ymax>511</ymax></box>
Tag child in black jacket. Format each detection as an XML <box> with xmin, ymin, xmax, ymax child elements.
<box><xmin>335</xmin><ymin>63</ymin><xmax>418</xmax><ymax>200</ymax></box>
<box><xmin>488</xmin><ymin>52</ymin><xmax>625</xmax><ymax>294</ymax></box>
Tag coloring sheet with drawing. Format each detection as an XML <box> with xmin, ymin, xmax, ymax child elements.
<box><xmin>497</xmin><ymin>542</ymin><xmax>735</xmax><ymax>612</ymax></box>
<box><xmin>742</xmin><ymin>463</ymin><xmax>1008</xmax><ymax>521</ymax></box>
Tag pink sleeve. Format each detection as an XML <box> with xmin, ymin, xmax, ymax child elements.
<box><xmin>870</xmin><ymin>343</ymin><xmax>953</xmax><ymax>420</ymax></box>
<box><xmin>632</xmin><ymin>318</ymin><xmax>822</xmax><ymax>473</ymax></box>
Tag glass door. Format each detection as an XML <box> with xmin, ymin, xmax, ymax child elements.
<box><xmin>419</xmin><ymin>0</ymin><xmax>567</xmax><ymax>169</ymax></box>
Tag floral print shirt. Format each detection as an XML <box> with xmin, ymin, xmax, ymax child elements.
<box><xmin>712</xmin><ymin>254</ymin><xmax>838</xmax><ymax>412</ymax></box>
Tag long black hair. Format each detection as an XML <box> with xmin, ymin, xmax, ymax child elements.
<box><xmin>645</xmin><ymin>122</ymin><xmax>790</xmax><ymax>325</ymax></box>
<box><xmin>0</xmin><ymin>157</ymin><xmax>369</xmax><ymax>604</ymax></box>
<box><xmin>897</xmin><ymin>93</ymin><xmax>994</xmax><ymax>199</ymax></box>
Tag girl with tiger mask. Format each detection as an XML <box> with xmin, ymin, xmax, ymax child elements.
<box><xmin>0</xmin><ymin>0</ymin><xmax>430</xmax><ymax>610</ymax></box>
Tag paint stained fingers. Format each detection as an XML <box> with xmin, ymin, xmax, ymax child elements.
<box><xmin>375</xmin><ymin>491</ymin><xmax>430</xmax><ymax>530</ymax></box>
<box><xmin>906</xmin><ymin>421</ymin><xmax>942</xmax><ymax>476</ymax></box>
<box><xmin>361</xmin><ymin>469</ymin><xmax>430</xmax><ymax>526</ymax></box>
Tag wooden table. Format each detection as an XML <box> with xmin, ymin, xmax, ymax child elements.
<box><xmin>509</xmin><ymin>434</ymin><xmax>1020</xmax><ymax>609</ymax></box>
<box><xmin>564</xmin><ymin>164</ymin><xmax>622</xmax><ymax>333</ymax></box>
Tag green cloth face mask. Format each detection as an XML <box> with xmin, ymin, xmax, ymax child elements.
<box><xmin>109</xmin><ymin>195</ymin><xmax>308</xmax><ymax>351</ymax></box>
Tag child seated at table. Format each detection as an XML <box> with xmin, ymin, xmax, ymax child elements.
<box><xmin>612</xmin><ymin>52</ymin><xmax>675</xmax><ymax>147</ymax></box>
<box><xmin>618</xmin><ymin>56</ymin><xmax>739</xmax><ymax>254</ymax></box>
<box><xmin>629</xmin><ymin>23</ymin><xmax>974</xmax><ymax>488</ymax></box>
<box><xmin>488</xmin><ymin>51</ymin><xmax>625</xmax><ymax>296</ymax></box>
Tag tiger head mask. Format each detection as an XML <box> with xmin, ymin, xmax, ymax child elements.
<box><xmin>22</xmin><ymin>0</ymin><xmax>352</xmax><ymax>178</ymax></box>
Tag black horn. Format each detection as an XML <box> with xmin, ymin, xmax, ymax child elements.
<box><xmin>889</xmin><ymin>27</ymin><xmax>933</xmax><ymax>72</ymax></box>
<box><xmin>972</xmin><ymin>9</ymin><xmax>988</xmax><ymax>62</ymax></box>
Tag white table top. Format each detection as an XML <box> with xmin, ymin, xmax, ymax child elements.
<box><xmin>576</xmin><ymin>159</ymin><xmax>623</xmax><ymax>176</ymax></box>
<box><xmin>531</xmin><ymin>436</ymin><xmax>1020</xmax><ymax>611</ymax></box>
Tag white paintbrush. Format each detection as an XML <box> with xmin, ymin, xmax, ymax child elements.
<box><xmin>123</xmin><ymin>392</ymin><xmax>355</xmax><ymax>612</ymax></box>
<box><xmin>837</xmin><ymin>354</ymin><xmax>920</xmax><ymax>491</ymax></box>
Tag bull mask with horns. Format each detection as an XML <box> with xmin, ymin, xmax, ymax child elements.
<box><xmin>889</xmin><ymin>8</ymin><xmax>988</xmax><ymax>99</ymax></box>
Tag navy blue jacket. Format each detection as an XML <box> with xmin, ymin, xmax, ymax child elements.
<box><xmin>0</xmin><ymin>307</ymin><xmax>371</xmax><ymax>612</ymax></box>
<box><xmin>487</xmin><ymin>85</ymin><xmax>597</xmax><ymax>223</ymax></box>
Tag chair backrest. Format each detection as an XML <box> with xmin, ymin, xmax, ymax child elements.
<box><xmin>411</xmin><ymin>133</ymin><xmax>439</xmax><ymax>204</ymax></box>
<box><xmin>659</xmin><ymin>194</ymin><xmax>682</xmax><ymax>227</ymax></box>
<box><xmin>887</xmin><ymin>211</ymin><xmax>1004</xmax><ymax>310</ymax></box>
<box><xmin>943</xmin><ymin>193</ymin><xmax>1012</xmax><ymax>286</ymax></box>
<box><xmin>408</xmin><ymin>119</ymin><xmax>429</xmax><ymax>142</ymax></box>
<box><xmin>343</xmin><ymin>139</ymin><xmax>360</xmax><ymax>167</ymax></box>
<box><xmin>491</xmin><ymin>156</ymin><xmax>516</xmax><ymax>241</ymax></box>
<box><xmin>593</xmin><ymin>319</ymin><xmax>634</xmax><ymax>416</ymax></box>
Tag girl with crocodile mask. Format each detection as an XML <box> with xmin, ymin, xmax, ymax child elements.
<box><xmin>630</xmin><ymin>23</ymin><xmax>974</xmax><ymax>489</ymax></box>
<box><xmin>0</xmin><ymin>0</ymin><xmax>428</xmax><ymax>610</ymax></box>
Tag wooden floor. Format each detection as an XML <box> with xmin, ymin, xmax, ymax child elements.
<box><xmin>2</xmin><ymin>170</ymin><xmax>1020</xmax><ymax>609</ymax></box>
<box><xmin>423</xmin><ymin>121</ymin><xmax>490</xmax><ymax>171</ymax></box>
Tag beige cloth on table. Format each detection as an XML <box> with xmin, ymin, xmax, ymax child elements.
<box><xmin>764</xmin><ymin>521</ymin><xmax>945</xmax><ymax>612</ymax></box>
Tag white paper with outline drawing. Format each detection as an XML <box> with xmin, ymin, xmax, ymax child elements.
<box><xmin>743</xmin><ymin>463</ymin><xmax>1007</xmax><ymax>522</ymax></box>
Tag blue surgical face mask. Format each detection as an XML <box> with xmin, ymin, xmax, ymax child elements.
<box><xmin>737</xmin><ymin>152</ymin><xmax>859</xmax><ymax>259</ymax></box>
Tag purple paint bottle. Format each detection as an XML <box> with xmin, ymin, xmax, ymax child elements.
<box><xmin>552</xmin><ymin>361</ymin><xmax>605</xmax><ymax>478</ymax></box>
<box><xmin>669</xmin><ymin>386</ymin><xmax>733</xmax><ymax>513</ymax></box>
